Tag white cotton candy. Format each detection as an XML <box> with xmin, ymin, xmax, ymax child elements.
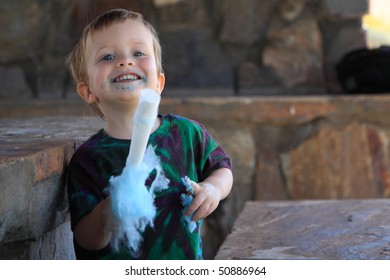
<box><xmin>181</xmin><ymin>176</ymin><xmax>197</xmax><ymax>233</ymax></box>
<box><xmin>106</xmin><ymin>145</ymin><xmax>169</xmax><ymax>253</ymax></box>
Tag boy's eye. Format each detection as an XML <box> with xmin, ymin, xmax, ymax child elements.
<box><xmin>101</xmin><ymin>54</ymin><xmax>114</xmax><ymax>61</ymax></box>
<box><xmin>134</xmin><ymin>51</ymin><xmax>145</xmax><ymax>57</ymax></box>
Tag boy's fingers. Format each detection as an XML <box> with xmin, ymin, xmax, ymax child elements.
<box><xmin>190</xmin><ymin>181</ymin><xmax>200</xmax><ymax>195</ymax></box>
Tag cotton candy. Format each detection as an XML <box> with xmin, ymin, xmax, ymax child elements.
<box><xmin>181</xmin><ymin>176</ymin><xmax>197</xmax><ymax>233</ymax></box>
<box><xmin>106</xmin><ymin>145</ymin><xmax>169</xmax><ymax>253</ymax></box>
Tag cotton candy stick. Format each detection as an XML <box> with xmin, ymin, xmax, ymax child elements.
<box><xmin>126</xmin><ymin>88</ymin><xmax>161</xmax><ymax>168</ymax></box>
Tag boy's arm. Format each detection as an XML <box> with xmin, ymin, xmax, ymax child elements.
<box><xmin>186</xmin><ymin>167</ymin><xmax>233</xmax><ymax>222</ymax></box>
<box><xmin>73</xmin><ymin>198</ymin><xmax>112</xmax><ymax>251</ymax></box>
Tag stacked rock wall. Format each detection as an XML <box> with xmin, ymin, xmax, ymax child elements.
<box><xmin>0</xmin><ymin>0</ymin><xmax>368</xmax><ymax>100</ymax></box>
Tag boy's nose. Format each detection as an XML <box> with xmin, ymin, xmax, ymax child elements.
<box><xmin>116</xmin><ymin>57</ymin><xmax>133</xmax><ymax>67</ymax></box>
<box><xmin>117</xmin><ymin>61</ymin><xmax>133</xmax><ymax>67</ymax></box>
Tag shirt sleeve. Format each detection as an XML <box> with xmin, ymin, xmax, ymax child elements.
<box><xmin>192</xmin><ymin>120</ymin><xmax>232</xmax><ymax>181</ymax></box>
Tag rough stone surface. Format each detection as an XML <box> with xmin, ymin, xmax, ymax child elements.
<box><xmin>0</xmin><ymin>66</ymin><xmax>32</xmax><ymax>99</ymax></box>
<box><xmin>160</xmin><ymin>27</ymin><xmax>234</xmax><ymax>91</ymax></box>
<box><xmin>0</xmin><ymin>141</ymin><xmax>73</xmax><ymax>239</ymax></box>
<box><xmin>281</xmin><ymin>122</ymin><xmax>390</xmax><ymax>199</ymax></box>
<box><xmin>0</xmin><ymin>117</ymin><xmax>103</xmax><ymax>259</ymax></box>
<box><xmin>263</xmin><ymin>15</ymin><xmax>324</xmax><ymax>88</ymax></box>
<box><xmin>255</xmin><ymin>146</ymin><xmax>287</xmax><ymax>200</ymax></box>
<box><xmin>277</xmin><ymin>0</ymin><xmax>308</xmax><ymax>22</ymax></box>
<box><xmin>154</xmin><ymin>0</ymin><xmax>184</xmax><ymax>7</ymax></box>
<box><xmin>238</xmin><ymin>62</ymin><xmax>278</xmax><ymax>90</ymax></box>
<box><xmin>323</xmin><ymin>0</ymin><xmax>368</xmax><ymax>18</ymax></box>
<box><xmin>0</xmin><ymin>0</ymin><xmax>369</xmax><ymax>97</ymax></box>
<box><xmin>0</xmin><ymin>218</ymin><xmax>75</xmax><ymax>260</ymax></box>
<box><xmin>215</xmin><ymin>200</ymin><xmax>390</xmax><ymax>259</ymax></box>
<box><xmin>219</xmin><ymin>0</ymin><xmax>277</xmax><ymax>45</ymax></box>
<box><xmin>0</xmin><ymin>0</ymin><xmax>74</xmax><ymax>96</ymax></box>
<box><xmin>156</xmin><ymin>0</ymin><xmax>210</xmax><ymax>29</ymax></box>
<box><xmin>0</xmin><ymin>0</ymin><xmax>46</xmax><ymax>63</ymax></box>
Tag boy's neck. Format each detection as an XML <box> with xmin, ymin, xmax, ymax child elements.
<box><xmin>104</xmin><ymin>115</ymin><xmax>161</xmax><ymax>140</ymax></box>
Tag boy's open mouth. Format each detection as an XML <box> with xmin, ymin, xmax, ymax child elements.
<box><xmin>112</xmin><ymin>73</ymin><xmax>142</xmax><ymax>83</ymax></box>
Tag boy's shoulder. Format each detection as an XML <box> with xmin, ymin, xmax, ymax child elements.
<box><xmin>164</xmin><ymin>114</ymin><xmax>205</xmax><ymax>130</ymax></box>
<box><xmin>69</xmin><ymin>130</ymin><xmax>105</xmax><ymax>163</ymax></box>
<box><xmin>76</xmin><ymin>129</ymin><xmax>104</xmax><ymax>150</ymax></box>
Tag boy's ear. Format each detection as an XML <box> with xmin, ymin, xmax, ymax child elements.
<box><xmin>156</xmin><ymin>73</ymin><xmax>165</xmax><ymax>95</ymax></box>
<box><xmin>77</xmin><ymin>81</ymin><xmax>98</xmax><ymax>104</ymax></box>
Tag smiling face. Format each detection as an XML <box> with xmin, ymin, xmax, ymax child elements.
<box><xmin>78</xmin><ymin>19</ymin><xmax>165</xmax><ymax>112</ymax></box>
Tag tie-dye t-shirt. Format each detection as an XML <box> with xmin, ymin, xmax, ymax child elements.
<box><xmin>67</xmin><ymin>114</ymin><xmax>232</xmax><ymax>259</ymax></box>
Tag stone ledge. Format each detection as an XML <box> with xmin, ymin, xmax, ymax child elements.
<box><xmin>3</xmin><ymin>95</ymin><xmax>390</xmax><ymax>125</ymax></box>
<box><xmin>215</xmin><ymin>199</ymin><xmax>390</xmax><ymax>260</ymax></box>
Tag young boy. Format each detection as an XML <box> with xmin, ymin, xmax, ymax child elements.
<box><xmin>66</xmin><ymin>8</ymin><xmax>233</xmax><ymax>259</ymax></box>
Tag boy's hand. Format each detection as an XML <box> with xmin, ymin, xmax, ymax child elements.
<box><xmin>185</xmin><ymin>181</ymin><xmax>221</xmax><ymax>221</ymax></box>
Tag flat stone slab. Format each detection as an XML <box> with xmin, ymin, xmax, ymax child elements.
<box><xmin>215</xmin><ymin>200</ymin><xmax>390</xmax><ymax>260</ymax></box>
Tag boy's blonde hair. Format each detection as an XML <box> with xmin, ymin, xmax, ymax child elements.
<box><xmin>66</xmin><ymin>9</ymin><xmax>163</xmax><ymax>118</ymax></box>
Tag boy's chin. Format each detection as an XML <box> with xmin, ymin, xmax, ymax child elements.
<box><xmin>112</xmin><ymin>83</ymin><xmax>137</xmax><ymax>92</ymax></box>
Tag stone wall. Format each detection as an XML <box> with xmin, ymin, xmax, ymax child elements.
<box><xmin>0</xmin><ymin>0</ymin><xmax>368</xmax><ymax>100</ymax></box>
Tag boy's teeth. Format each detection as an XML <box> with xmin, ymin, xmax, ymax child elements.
<box><xmin>115</xmin><ymin>74</ymin><xmax>140</xmax><ymax>82</ymax></box>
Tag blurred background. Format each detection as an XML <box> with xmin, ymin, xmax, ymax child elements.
<box><xmin>1</xmin><ymin>0</ymin><xmax>387</xmax><ymax>100</ymax></box>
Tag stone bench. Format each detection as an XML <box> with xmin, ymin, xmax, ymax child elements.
<box><xmin>0</xmin><ymin>116</ymin><xmax>104</xmax><ymax>259</ymax></box>
<box><xmin>215</xmin><ymin>199</ymin><xmax>390</xmax><ymax>259</ymax></box>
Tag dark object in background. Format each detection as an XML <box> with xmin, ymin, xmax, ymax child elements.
<box><xmin>336</xmin><ymin>46</ymin><xmax>390</xmax><ymax>93</ymax></box>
